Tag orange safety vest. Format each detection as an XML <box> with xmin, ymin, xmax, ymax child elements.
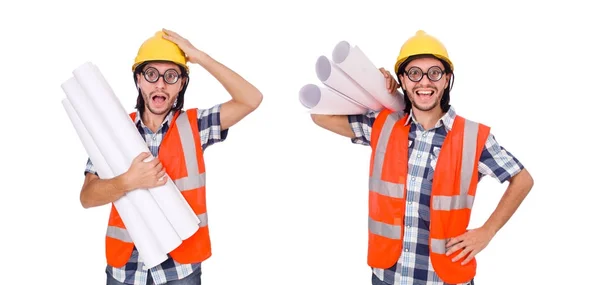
<box><xmin>105</xmin><ymin>109</ymin><xmax>212</xmax><ymax>268</ymax></box>
<box><xmin>367</xmin><ymin>109</ymin><xmax>490</xmax><ymax>284</ymax></box>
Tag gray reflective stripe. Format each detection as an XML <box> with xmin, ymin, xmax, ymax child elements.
<box><xmin>460</xmin><ymin>119</ymin><xmax>479</xmax><ymax>196</ymax></box>
<box><xmin>176</xmin><ymin>111</ymin><xmax>200</xmax><ymax>180</ymax></box>
<box><xmin>107</xmin><ymin>214</ymin><xmax>208</xmax><ymax>242</ymax></box>
<box><xmin>430</xmin><ymin>238</ymin><xmax>447</xmax><ymax>254</ymax></box>
<box><xmin>431</xmin><ymin>119</ymin><xmax>480</xmax><ymax>211</ymax></box>
<box><xmin>198</xmin><ymin>213</ymin><xmax>208</xmax><ymax>227</ymax></box>
<box><xmin>106</xmin><ymin>226</ymin><xmax>132</xmax><ymax>243</ymax></box>
<box><xmin>432</xmin><ymin>195</ymin><xmax>475</xmax><ymax>210</ymax></box>
<box><xmin>174</xmin><ymin>173</ymin><xmax>206</xmax><ymax>191</ymax></box>
<box><xmin>368</xmin><ymin>217</ymin><xmax>401</xmax><ymax>240</ymax></box>
<box><xmin>172</xmin><ymin>111</ymin><xmax>205</xmax><ymax>192</ymax></box>
<box><xmin>370</xmin><ymin>112</ymin><xmax>404</xmax><ymax>199</ymax></box>
<box><xmin>369</xmin><ymin>177</ymin><xmax>404</xmax><ymax>198</ymax></box>
<box><xmin>369</xmin><ymin>112</ymin><xmax>404</xmax><ymax>240</ymax></box>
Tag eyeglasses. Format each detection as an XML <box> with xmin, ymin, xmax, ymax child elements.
<box><xmin>142</xmin><ymin>67</ymin><xmax>181</xmax><ymax>84</ymax></box>
<box><xmin>403</xmin><ymin>66</ymin><xmax>446</xmax><ymax>82</ymax></box>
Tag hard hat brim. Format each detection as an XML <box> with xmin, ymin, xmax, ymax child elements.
<box><xmin>394</xmin><ymin>54</ymin><xmax>454</xmax><ymax>75</ymax></box>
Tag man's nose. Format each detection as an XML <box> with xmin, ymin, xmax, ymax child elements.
<box><xmin>154</xmin><ymin>76</ymin><xmax>167</xmax><ymax>88</ymax></box>
<box><xmin>418</xmin><ymin>75</ymin><xmax>432</xmax><ymax>84</ymax></box>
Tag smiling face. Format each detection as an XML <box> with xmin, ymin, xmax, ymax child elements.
<box><xmin>136</xmin><ymin>61</ymin><xmax>186</xmax><ymax>116</ymax></box>
<box><xmin>398</xmin><ymin>56</ymin><xmax>451</xmax><ymax>113</ymax></box>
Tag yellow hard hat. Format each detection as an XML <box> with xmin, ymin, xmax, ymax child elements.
<box><xmin>132</xmin><ymin>31</ymin><xmax>189</xmax><ymax>73</ymax></box>
<box><xmin>394</xmin><ymin>30</ymin><xmax>453</xmax><ymax>74</ymax></box>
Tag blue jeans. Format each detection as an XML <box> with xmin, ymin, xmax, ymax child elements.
<box><xmin>371</xmin><ymin>273</ymin><xmax>474</xmax><ymax>285</ymax></box>
<box><xmin>106</xmin><ymin>269</ymin><xmax>201</xmax><ymax>285</ymax></box>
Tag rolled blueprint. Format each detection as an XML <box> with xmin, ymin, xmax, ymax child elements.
<box><xmin>61</xmin><ymin>76</ymin><xmax>182</xmax><ymax>254</ymax></box>
<box><xmin>71</xmin><ymin>62</ymin><xmax>201</xmax><ymax>239</ymax></box>
<box><xmin>61</xmin><ymin>98</ymin><xmax>168</xmax><ymax>268</ymax></box>
<box><xmin>332</xmin><ymin>41</ymin><xmax>405</xmax><ymax>112</ymax></box>
<box><xmin>315</xmin><ymin>55</ymin><xmax>383</xmax><ymax>111</ymax></box>
<box><xmin>299</xmin><ymin>83</ymin><xmax>368</xmax><ymax>115</ymax></box>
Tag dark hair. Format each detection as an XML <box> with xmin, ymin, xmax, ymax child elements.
<box><xmin>395</xmin><ymin>54</ymin><xmax>454</xmax><ymax>114</ymax></box>
<box><xmin>133</xmin><ymin>61</ymin><xmax>189</xmax><ymax>116</ymax></box>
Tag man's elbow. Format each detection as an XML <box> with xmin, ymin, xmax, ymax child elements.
<box><xmin>523</xmin><ymin>168</ymin><xmax>534</xmax><ymax>187</ymax></box>
<box><xmin>80</xmin><ymin>191</ymin><xmax>92</xmax><ymax>209</ymax></box>
<box><xmin>310</xmin><ymin>114</ymin><xmax>327</xmax><ymax>127</ymax></box>
<box><xmin>246</xmin><ymin>91</ymin><xmax>263</xmax><ymax>110</ymax></box>
<box><xmin>514</xmin><ymin>168</ymin><xmax>534</xmax><ymax>192</ymax></box>
<box><xmin>525</xmin><ymin>171</ymin><xmax>534</xmax><ymax>191</ymax></box>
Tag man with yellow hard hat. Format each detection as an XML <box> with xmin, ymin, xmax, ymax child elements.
<box><xmin>310</xmin><ymin>30</ymin><xmax>534</xmax><ymax>284</ymax></box>
<box><xmin>79</xmin><ymin>28</ymin><xmax>263</xmax><ymax>284</ymax></box>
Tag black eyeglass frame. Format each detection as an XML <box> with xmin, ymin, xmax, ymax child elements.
<box><xmin>141</xmin><ymin>67</ymin><xmax>182</xmax><ymax>84</ymax></box>
<box><xmin>403</xmin><ymin>66</ymin><xmax>447</xmax><ymax>82</ymax></box>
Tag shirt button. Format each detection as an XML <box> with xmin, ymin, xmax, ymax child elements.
<box><xmin>411</xmin><ymin>177</ymin><xmax>415</xmax><ymax>181</ymax></box>
<box><xmin>405</xmin><ymin>248</ymin><xmax>409</xmax><ymax>252</ymax></box>
<box><xmin>417</xmin><ymin>154</ymin><xmax>421</xmax><ymax>158</ymax></box>
<box><xmin>406</xmin><ymin>225</ymin><xmax>410</xmax><ymax>228</ymax></box>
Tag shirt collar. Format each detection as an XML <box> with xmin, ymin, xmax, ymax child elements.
<box><xmin>403</xmin><ymin>106</ymin><xmax>457</xmax><ymax>132</ymax></box>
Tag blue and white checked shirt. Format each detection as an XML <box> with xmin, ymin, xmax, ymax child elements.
<box><xmin>348</xmin><ymin>106</ymin><xmax>524</xmax><ymax>285</ymax></box>
<box><xmin>84</xmin><ymin>104</ymin><xmax>228</xmax><ymax>285</ymax></box>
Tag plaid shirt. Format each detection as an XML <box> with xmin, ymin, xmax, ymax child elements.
<box><xmin>348</xmin><ymin>106</ymin><xmax>524</xmax><ymax>285</ymax></box>
<box><xmin>84</xmin><ymin>104</ymin><xmax>228</xmax><ymax>285</ymax></box>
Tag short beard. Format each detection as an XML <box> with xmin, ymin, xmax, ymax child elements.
<box><xmin>145</xmin><ymin>101</ymin><xmax>172</xmax><ymax>115</ymax></box>
<box><xmin>143</xmin><ymin>90</ymin><xmax>173</xmax><ymax>116</ymax></box>
<box><xmin>410</xmin><ymin>84</ymin><xmax>440</xmax><ymax>112</ymax></box>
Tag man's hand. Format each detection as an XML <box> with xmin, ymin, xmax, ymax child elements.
<box><xmin>445</xmin><ymin>226</ymin><xmax>496</xmax><ymax>265</ymax></box>
<box><xmin>122</xmin><ymin>152</ymin><xmax>168</xmax><ymax>191</ymax></box>
<box><xmin>379</xmin><ymin>67</ymin><xmax>399</xmax><ymax>94</ymax></box>
<box><xmin>161</xmin><ymin>28</ymin><xmax>207</xmax><ymax>64</ymax></box>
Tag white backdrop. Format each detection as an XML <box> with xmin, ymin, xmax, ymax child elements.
<box><xmin>1</xmin><ymin>0</ymin><xmax>598</xmax><ymax>284</ymax></box>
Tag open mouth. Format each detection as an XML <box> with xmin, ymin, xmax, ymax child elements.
<box><xmin>415</xmin><ymin>90</ymin><xmax>434</xmax><ymax>96</ymax></box>
<box><xmin>152</xmin><ymin>94</ymin><xmax>167</xmax><ymax>104</ymax></box>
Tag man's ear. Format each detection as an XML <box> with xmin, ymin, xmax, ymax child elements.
<box><xmin>135</xmin><ymin>73</ymin><xmax>142</xmax><ymax>88</ymax></box>
<box><xmin>179</xmin><ymin>77</ymin><xmax>187</xmax><ymax>92</ymax></box>
<box><xmin>444</xmin><ymin>73</ymin><xmax>451</xmax><ymax>89</ymax></box>
<box><xmin>398</xmin><ymin>74</ymin><xmax>406</xmax><ymax>90</ymax></box>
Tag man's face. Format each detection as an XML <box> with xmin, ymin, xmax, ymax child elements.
<box><xmin>136</xmin><ymin>61</ymin><xmax>186</xmax><ymax>116</ymax></box>
<box><xmin>398</xmin><ymin>57</ymin><xmax>451</xmax><ymax>112</ymax></box>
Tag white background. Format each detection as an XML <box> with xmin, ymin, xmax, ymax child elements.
<box><xmin>1</xmin><ymin>0</ymin><xmax>598</xmax><ymax>284</ymax></box>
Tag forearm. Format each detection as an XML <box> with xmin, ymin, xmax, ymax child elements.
<box><xmin>80</xmin><ymin>174</ymin><xmax>131</xmax><ymax>209</ymax></box>
<box><xmin>311</xmin><ymin>114</ymin><xmax>355</xmax><ymax>138</ymax></box>
<box><xmin>193</xmin><ymin>52</ymin><xmax>263</xmax><ymax>109</ymax></box>
<box><xmin>482</xmin><ymin>169</ymin><xmax>534</xmax><ymax>235</ymax></box>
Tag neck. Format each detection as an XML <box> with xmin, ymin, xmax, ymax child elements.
<box><xmin>411</xmin><ymin>107</ymin><xmax>444</xmax><ymax>130</ymax></box>
<box><xmin>141</xmin><ymin>109</ymin><xmax>169</xmax><ymax>133</ymax></box>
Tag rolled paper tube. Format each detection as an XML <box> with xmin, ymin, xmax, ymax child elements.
<box><xmin>332</xmin><ymin>41</ymin><xmax>405</xmax><ymax>112</ymax></box>
<box><xmin>299</xmin><ymin>83</ymin><xmax>368</xmax><ymax>115</ymax></box>
<box><xmin>315</xmin><ymin>55</ymin><xmax>382</xmax><ymax>111</ymax></box>
<box><xmin>71</xmin><ymin>62</ymin><xmax>201</xmax><ymax>240</ymax></box>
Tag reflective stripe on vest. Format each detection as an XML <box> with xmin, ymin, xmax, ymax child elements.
<box><xmin>173</xmin><ymin>112</ymin><xmax>206</xmax><ymax>193</ymax></box>
<box><xmin>369</xmin><ymin>111</ymin><xmax>403</xmax><ymax>240</ymax></box>
<box><xmin>106</xmin><ymin>212</ymin><xmax>209</xmax><ymax>242</ymax></box>
<box><xmin>430</xmin><ymin>118</ymin><xmax>480</xmax><ymax>254</ymax></box>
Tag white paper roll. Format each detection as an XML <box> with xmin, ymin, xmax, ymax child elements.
<box><xmin>332</xmin><ymin>41</ymin><xmax>405</xmax><ymax>112</ymax></box>
<box><xmin>315</xmin><ymin>55</ymin><xmax>382</xmax><ymax>111</ymax></box>
<box><xmin>299</xmin><ymin>83</ymin><xmax>368</xmax><ymax>115</ymax></box>
<box><xmin>61</xmin><ymin>76</ymin><xmax>182</xmax><ymax>254</ymax></box>
<box><xmin>61</xmin><ymin>97</ymin><xmax>168</xmax><ymax>268</ymax></box>
<box><xmin>71</xmin><ymin>62</ymin><xmax>201</xmax><ymax>240</ymax></box>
